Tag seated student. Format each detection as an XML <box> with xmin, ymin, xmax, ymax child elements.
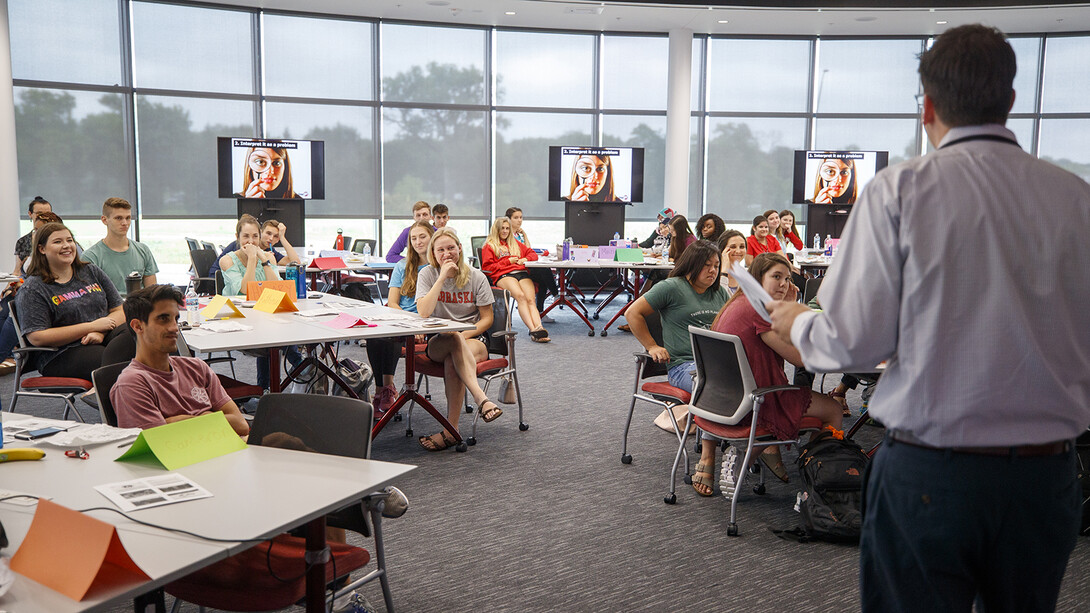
<box><xmin>14</xmin><ymin>222</ymin><xmax>128</xmax><ymax>381</ymax></box>
<box><xmin>696</xmin><ymin>213</ymin><xmax>726</xmax><ymax>242</ymax></box>
<box><xmin>745</xmin><ymin>215</ymin><xmax>783</xmax><ymax>266</ymax></box>
<box><xmin>505</xmin><ymin>206</ymin><xmax>557</xmax><ymax>322</ymax></box>
<box><xmin>82</xmin><ymin>197</ymin><xmax>158</xmax><ymax>296</ymax></box>
<box><xmin>432</xmin><ymin>203</ymin><xmax>451</xmax><ymax>231</ymax></box>
<box><xmin>718</xmin><ymin>230</ymin><xmax>747</xmax><ymax>296</ymax></box>
<box><xmin>414</xmin><ymin>228</ymin><xmax>500</xmax><ymax>451</ymax></box>
<box><xmin>367</xmin><ymin>221</ymin><xmax>434</xmax><ymax>415</ymax></box>
<box><xmin>667</xmin><ymin>215</ymin><xmax>697</xmax><ymax>263</ymax></box>
<box><xmin>480</xmin><ymin>217</ymin><xmax>549</xmax><ymax>342</ymax></box>
<box><xmin>639</xmin><ymin>208</ymin><xmax>675</xmax><ymax>249</ymax></box>
<box><xmin>12</xmin><ymin>196</ymin><xmax>52</xmax><ymax>277</ymax></box>
<box><xmin>688</xmin><ymin>253</ymin><xmax>843</xmax><ymax>496</ymax></box>
<box><xmin>209</xmin><ymin>219</ymin><xmax>297</xmax><ymax>277</ymax></box>
<box><xmin>0</xmin><ymin>210</ymin><xmax>64</xmax><ymax>376</ymax></box>
<box><xmin>111</xmin><ymin>284</ymin><xmax>249</xmax><ymax>436</ymax></box>
<box><xmin>386</xmin><ymin>201</ymin><xmax>432</xmax><ymax>263</ymax></box>
<box><xmin>777</xmin><ymin>209</ymin><xmax>805</xmax><ymax>252</ymax></box>
<box><xmin>624</xmin><ymin>240</ymin><xmax>728</xmax><ymax>395</ymax></box>
<box><xmin>219</xmin><ymin>214</ymin><xmax>281</xmax><ymax>296</ymax></box>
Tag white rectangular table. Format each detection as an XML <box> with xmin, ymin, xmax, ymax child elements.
<box><xmin>0</xmin><ymin>413</ymin><xmax>416</xmax><ymax>613</ymax></box>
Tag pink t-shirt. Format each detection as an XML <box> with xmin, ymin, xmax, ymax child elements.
<box><xmin>112</xmin><ymin>356</ymin><xmax>232</xmax><ymax>430</ymax></box>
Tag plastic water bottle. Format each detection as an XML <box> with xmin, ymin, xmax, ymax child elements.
<box><xmin>185</xmin><ymin>286</ymin><xmax>201</xmax><ymax>325</ymax></box>
<box><xmin>613</xmin><ymin>231</ymin><xmax>620</xmax><ymax>243</ymax></box>
<box><xmin>824</xmin><ymin>234</ymin><xmax>833</xmax><ymax>256</ymax></box>
<box><xmin>362</xmin><ymin>242</ymin><xmax>372</xmax><ymax>262</ymax></box>
<box><xmin>813</xmin><ymin>234</ymin><xmax>821</xmax><ymax>250</ymax></box>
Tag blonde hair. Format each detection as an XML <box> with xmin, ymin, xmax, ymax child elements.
<box><xmin>427</xmin><ymin>228</ymin><xmax>471</xmax><ymax>289</ymax></box>
<box><xmin>400</xmin><ymin>221</ymin><xmax>435</xmax><ymax>297</ymax></box>
<box><xmin>485</xmin><ymin>217</ymin><xmax>521</xmax><ymax>257</ymax></box>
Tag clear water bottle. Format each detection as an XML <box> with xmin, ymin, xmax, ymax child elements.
<box><xmin>613</xmin><ymin>231</ymin><xmax>621</xmax><ymax>243</ymax></box>
<box><xmin>824</xmin><ymin>234</ymin><xmax>833</xmax><ymax>256</ymax></box>
<box><xmin>813</xmin><ymin>233</ymin><xmax>821</xmax><ymax>250</ymax></box>
<box><xmin>362</xmin><ymin>242</ymin><xmax>372</xmax><ymax>262</ymax></box>
<box><xmin>185</xmin><ymin>286</ymin><xmax>201</xmax><ymax>325</ymax></box>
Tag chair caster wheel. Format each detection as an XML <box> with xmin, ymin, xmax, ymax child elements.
<box><xmin>465</xmin><ymin>405</ymin><xmax>473</xmax><ymax>413</ymax></box>
<box><xmin>455</xmin><ymin>441</ymin><xmax>468</xmax><ymax>452</ymax></box>
<box><xmin>753</xmin><ymin>483</ymin><xmax>766</xmax><ymax>495</ymax></box>
<box><xmin>393</xmin><ymin>414</ymin><xmax>402</xmax><ymax>422</ymax></box>
<box><xmin>466</xmin><ymin>437</ymin><xmax>476</xmax><ymax>446</ymax></box>
<box><xmin>727</xmin><ymin>524</ymin><xmax>739</xmax><ymax>537</ymax></box>
<box><xmin>588</xmin><ymin>330</ymin><xmax>595</xmax><ymax>337</ymax></box>
<box><xmin>695</xmin><ymin>441</ymin><xmax>702</xmax><ymax>453</ymax></box>
<box><xmin>424</xmin><ymin>394</ymin><xmax>431</xmax><ymax>400</ymax></box>
<box><xmin>683</xmin><ymin>475</ymin><xmax>692</xmax><ymax>485</ymax></box>
<box><xmin>405</xmin><ymin>429</ymin><xmax>413</xmax><ymax>437</ymax></box>
<box><xmin>621</xmin><ymin>453</ymin><xmax>632</xmax><ymax>464</ymax></box>
<box><xmin>664</xmin><ymin>494</ymin><xmax>677</xmax><ymax>505</ymax></box>
<box><xmin>600</xmin><ymin>330</ymin><xmax>607</xmax><ymax>337</ymax></box>
<box><xmin>592</xmin><ymin>313</ymin><xmax>600</xmax><ymax>320</ymax></box>
<box><xmin>519</xmin><ymin>422</ymin><xmax>529</xmax><ymax>431</ymax></box>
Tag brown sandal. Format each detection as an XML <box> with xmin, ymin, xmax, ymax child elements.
<box><xmin>478</xmin><ymin>399</ymin><xmax>503</xmax><ymax>423</ymax></box>
<box><xmin>419</xmin><ymin>430</ymin><xmax>456</xmax><ymax>452</ymax></box>
<box><xmin>692</xmin><ymin>461</ymin><xmax>715</xmax><ymax>497</ymax></box>
<box><xmin>830</xmin><ymin>390</ymin><xmax>851</xmax><ymax>417</ymax></box>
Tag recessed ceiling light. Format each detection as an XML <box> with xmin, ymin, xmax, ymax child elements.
<box><xmin>505</xmin><ymin>11</ymin><xmax>515</xmax><ymax>15</ymax></box>
<box><xmin>718</xmin><ymin>20</ymin><xmax>729</xmax><ymax>24</ymax></box>
<box><xmin>425</xmin><ymin>0</ymin><xmax>449</xmax><ymax>6</ymax></box>
<box><xmin>936</xmin><ymin>20</ymin><xmax>948</xmax><ymax>25</ymax></box>
<box><xmin>855</xmin><ymin>16</ymin><xmax>877</xmax><ymax>22</ymax></box>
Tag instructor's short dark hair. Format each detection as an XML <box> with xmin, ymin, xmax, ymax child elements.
<box><xmin>918</xmin><ymin>24</ymin><xmax>1016</xmax><ymax>127</ymax></box>
<box><xmin>124</xmin><ymin>285</ymin><xmax>184</xmax><ymax>325</ymax></box>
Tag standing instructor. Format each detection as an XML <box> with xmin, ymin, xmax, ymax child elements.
<box><xmin>769</xmin><ymin>25</ymin><xmax>1090</xmax><ymax>612</ymax></box>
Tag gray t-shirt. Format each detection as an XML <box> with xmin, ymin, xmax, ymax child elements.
<box><xmin>415</xmin><ymin>265</ymin><xmax>494</xmax><ymax>324</ymax></box>
<box><xmin>15</xmin><ymin>264</ymin><xmax>123</xmax><ymax>370</ymax></box>
<box><xmin>81</xmin><ymin>239</ymin><xmax>159</xmax><ymax>296</ymax></box>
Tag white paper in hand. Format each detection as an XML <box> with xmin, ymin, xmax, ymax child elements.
<box><xmin>728</xmin><ymin>261</ymin><xmax>773</xmax><ymax>323</ymax></box>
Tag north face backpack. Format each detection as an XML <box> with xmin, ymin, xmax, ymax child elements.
<box><xmin>774</xmin><ymin>427</ymin><xmax>870</xmax><ymax>543</ymax></box>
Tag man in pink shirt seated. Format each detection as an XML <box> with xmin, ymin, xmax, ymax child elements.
<box><xmin>111</xmin><ymin>285</ymin><xmax>249</xmax><ymax>436</ymax></box>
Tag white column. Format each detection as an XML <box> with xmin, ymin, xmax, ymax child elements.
<box><xmin>0</xmin><ymin>0</ymin><xmax>19</xmax><ymax>267</ymax></box>
<box><xmin>664</xmin><ymin>28</ymin><xmax>693</xmax><ymax>219</ymax></box>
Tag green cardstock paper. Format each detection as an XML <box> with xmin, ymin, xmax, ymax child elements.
<box><xmin>115</xmin><ymin>412</ymin><xmax>247</xmax><ymax>470</ymax></box>
<box><xmin>614</xmin><ymin>248</ymin><xmax>644</xmax><ymax>263</ymax></box>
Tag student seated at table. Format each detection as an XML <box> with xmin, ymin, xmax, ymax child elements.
<box><xmin>219</xmin><ymin>214</ymin><xmax>281</xmax><ymax>296</ymax></box>
<box><xmin>386</xmin><ymin>201</ymin><xmax>432</xmax><ymax>263</ymax></box>
<box><xmin>367</xmin><ymin>221</ymin><xmax>434</xmax><ymax>415</ymax></box>
<box><xmin>718</xmin><ymin>230</ymin><xmax>747</xmax><ymax>296</ymax></box>
<box><xmin>689</xmin><ymin>253</ymin><xmax>843</xmax><ymax>495</ymax></box>
<box><xmin>14</xmin><ymin>222</ymin><xmax>130</xmax><ymax>381</ymax></box>
<box><xmin>209</xmin><ymin>218</ymin><xmax>298</xmax><ymax>277</ymax></box>
<box><xmin>0</xmin><ymin>210</ymin><xmax>65</xmax><ymax>376</ymax></box>
<box><xmin>111</xmin><ymin>285</ymin><xmax>249</xmax><ymax>436</ymax></box>
<box><xmin>624</xmin><ymin>240</ymin><xmax>728</xmax><ymax>395</ymax></box>
<box><xmin>638</xmin><ymin>207</ymin><xmax>675</xmax><ymax>249</ymax></box>
<box><xmin>667</xmin><ymin>215</ymin><xmax>697</xmax><ymax>263</ymax></box>
<box><xmin>415</xmin><ymin>228</ymin><xmax>500</xmax><ymax>451</ymax></box>
<box><xmin>432</xmin><ymin>203</ymin><xmax>451</xmax><ymax>231</ymax></box>
<box><xmin>696</xmin><ymin>213</ymin><xmax>726</xmax><ymax>241</ymax></box>
<box><xmin>219</xmin><ymin>214</ymin><xmax>300</xmax><ymax>389</ymax></box>
<box><xmin>505</xmin><ymin>206</ymin><xmax>557</xmax><ymax>322</ymax></box>
<box><xmin>745</xmin><ymin>214</ymin><xmax>783</xmax><ymax>266</ymax></box>
<box><xmin>480</xmin><ymin>216</ymin><xmax>549</xmax><ymax>342</ymax></box>
<box><xmin>82</xmin><ymin>197</ymin><xmax>159</xmax><ymax>297</ymax></box>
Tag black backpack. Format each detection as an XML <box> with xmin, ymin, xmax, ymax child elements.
<box><xmin>1076</xmin><ymin>430</ymin><xmax>1090</xmax><ymax>537</ymax></box>
<box><xmin>773</xmin><ymin>429</ymin><xmax>870</xmax><ymax>543</ymax></box>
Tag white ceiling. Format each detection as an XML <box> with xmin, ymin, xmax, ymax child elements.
<box><xmin>204</xmin><ymin>0</ymin><xmax>1090</xmax><ymax>36</ymax></box>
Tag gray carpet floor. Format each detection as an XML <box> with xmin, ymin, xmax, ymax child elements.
<box><xmin>4</xmin><ymin>301</ymin><xmax>1088</xmax><ymax>613</ymax></box>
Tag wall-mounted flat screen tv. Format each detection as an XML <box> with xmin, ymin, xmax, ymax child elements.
<box><xmin>548</xmin><ymin>146</ymin><xmax>644</xmax><ymax>203</ymax></box>
<box><xmin>792</xmin><ymin>150</ymin><xmax>888</xmax><ymax>205</ymax></box>
<box><xmin>217</xmin><ymin>137</ymin><xmax>325</xmax><ymax>200</ymax></box>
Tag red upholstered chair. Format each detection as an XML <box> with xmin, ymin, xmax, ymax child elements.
<box><xmin>621</xmin><ymin>310</ymin><xmax>691</xmax><ymax>465</ymax></box>
<box><xmin>666</xmin><ymin>326</ymin><xmax>822</xmax><ymax>537</ymax></box>
<box><xmin>6</xmin><ymin>301</ymin><xmax>91</xmax><ymax>422</ymax></box>
<box><xmin>406</xmin><ymin>288</ymin><xmax>527</xmax><ymax>447</ymax></box>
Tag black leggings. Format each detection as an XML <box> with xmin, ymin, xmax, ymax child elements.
<box><xmin>527</xmin><ymin>267</ymin><xmax>557</xmax><ymax>311</ymax></box>
<box><xmin>366</xmin><ymin>337</ymin><xmax>402</xmax><ymax>379</ymax></box>
<box><xmin>39</xmin><ymin>325</ymin><xmax>131</xmax><ymax>381</ymax></box>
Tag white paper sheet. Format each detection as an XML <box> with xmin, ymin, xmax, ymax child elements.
<box><xmin>728</xmin><ymin>261</ymin><xmax>774</xmax><ymax>323</ymax></box>
<box><xmin>35</xmin><ymin>424</ymin><xmax>141</xmax><ymax>448</ymax></box>
<box><xmin>94</xmin><ymin>474</ymin><xmax>212</xmax><ymax>512</ymax></box>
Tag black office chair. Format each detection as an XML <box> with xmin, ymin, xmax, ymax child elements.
<box><xmin>189</xmin><ymin>248</ymin><xmax>217</xmax><ymax>295</ymax></box>
<box><xmin>185</xmin><ymin>237</ymin><xmax>200</xmax><ymax>252</ymax></box>
<box><xmin>91</xmin><ymin>362</ymin><xmax>129</xmax><ymax>427</ymax></box>
<box><xmin>201</xmin><ymin>240</ymin><xmax>217</xmax><ymax>253</ymax></box>
<box><xmin>350</xmin><ymin>238</ymin><xmax>376</xmax><ymax>255</ymax></box>
<box><xmin>803</xmin><ymin>276</ymin><xmax>824</xmax><ymax>305</ymax></box>
<box><xmin>470</xmin><ymin>235</ymin><xmax>486</xmax><ymax>268</ymax></box>
<box><xmin>622</xmin><ymin>310</ymin><xmax>691</xmax><ymax>466</ymax></box>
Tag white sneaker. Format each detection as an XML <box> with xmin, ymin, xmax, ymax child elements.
<box><xmin>332</xmin><ymin>591</ymin><xmax>377</xmax><ymax>613</ymax></box>
<box><xmin>540</xmin><ymin>314</ymin><xmax>556</xmax><ymax>324</ymax></box>
<box><xmin>719</xmin><ymin>446</ymin><xmax>742</xmax><ymax>498</ymax></box>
